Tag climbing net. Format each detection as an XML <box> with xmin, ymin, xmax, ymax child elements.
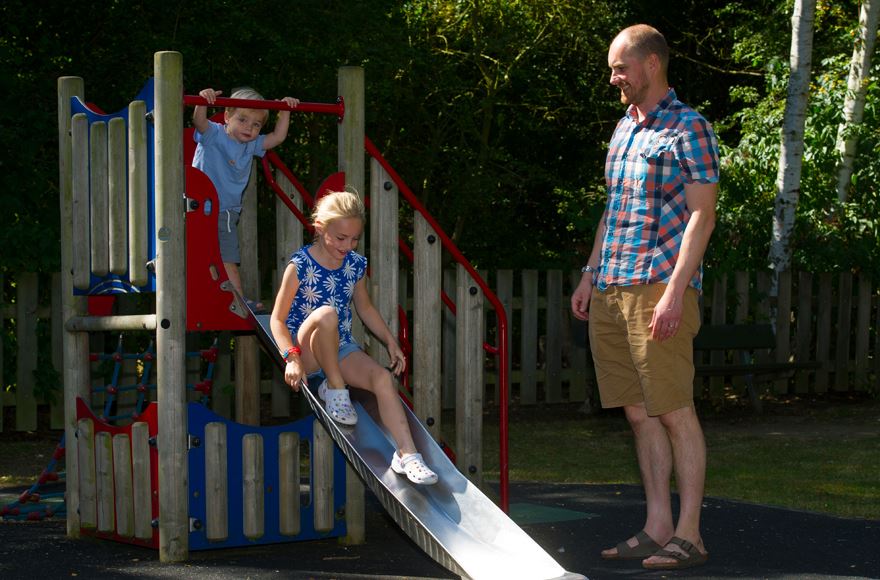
<box><xmin>1</xmin><ymin>336</ymin><xmax>220</xmax><ymax>521</ymax></box>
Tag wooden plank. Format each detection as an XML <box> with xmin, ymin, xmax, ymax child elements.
<box><xmin>128</xmin><ymin>100</ymin><xmax>149</xmax><ymax>287</ymax></box>
<box><xmin>278</xmin><ymin>431</ymin><xmax>301</xmax><ymax>536</ymax></box>
<box><xmin>236</xmin><ymin>163</ymin><xmax>261</xmax><ymax>425</ymax></box>
<box><xmin>71</xmin><ymin>113</ymin><xmax>91</xmax><ymax>290</ymax></box>
<box><xmin>456</xmin><ymin>264</ymin><xmax>484</xmax><ymax>487</ymax></box>
<box><xmin>50</xmin><ymin>273</ymin><xmax>64</xmax><ymax>429</ymax></box>
<box><xmin>834</xmin><ymin>272</ymin><xmax>853</xmax><ymax>391</ymax></box>
<box><xmin>205</xmin><ymin>422</ymin><xmax>229</xmax><ymax>542</ymax></box>
<box><xmin>774</xmin><ymin>269</ymin><xmax>792</xmax><ymax>394</ymax></box>
<box><xmin>495</xmin><ymin>270</ymin><xmax>514</xmax><ymax>406</ymax></box>
<box><xmin>272</xmin><ymin>167</ymin><xmax>303</xmax><ymax>418</ymax></box>
<box><xmin>108</xmin><ymin>117</ymin><xmax>128</xmax><ymax>275</ymax></box>
<box><xmin>814</xmin><ymin>273</ymin><xmax>833</xmax><ymax>392</ymax></box>
<box><xmin>15</xmin><ymin>273</ymin><xmax>38</xmax><ymax>431</ymax></box>
<box><xmin>211</xmin><ymin>333</ymin><xmax>234</xmax><ymax>419</ymax></box>
<box><xmin>89</xmin><ymin>120</ymin><xmax>109</xmax><ymax>277</ymax></box>
<box><xmin>131</xmin><ymin>421</ymin><xmax>153</xmax><ymax>540</ymax></box>
<box><xmin>853</xmin><ymin>275</ymin><xmax>871</xmax><ymax>389</ymax></box>
<box><xmin>567</xmin><ymin>270</ymin><xmax>589</xmax><ymax>405</ymax></box>
<box><xmin>441</xmin><ymin>269</ymin><xmax>456</xmax><ymax>410</ymax></box>
<box><xmin>112</xmin><ymin>433</ymin><xmax>134</xmax><ymax>538</ymax></box>
<box><xmin>369</xmin><ymin>159</ymin><xmax>399</xmax><ymax>368</ymax></box>
<box><xmin>732</xmin><ymin>270</ymin><xmax>751</xmax><ymax>393</ymax></box>
<box><xmin>0</xmin><ymin>274</ymin><xmax>4</xmax><ymax>433</ymax></box>
<box><xmin>313</xmin><ymin>420</ymin><xmax>334</xmax><ymax>533</ymax></box>
<box><xmin>77</xmin><ymin>418</ymin><xmax>97</xmax><ymax>529</ymax></box>
<box><xmin>709</xmin><ymin>274</ymin><xmax>727</xmax><ymax>398</ymax></box>
<box><xmin>242</xmin><ymin>433</ymin><xmax>265</xmax><ymax>540</ymax></box>
<box><xmin>414</xmin><ymin>213</ymin><xmax>442</xmax><ymax>439</ymax></box>
<box><xmin>520</xmin><ymin>270</ymin><xmax>538</xmax><ymax>405</ymax></box>
<box><xmin>795</xmin><ymin>271</ymin><xmax>813</xmax><ymax>393</ymax></box>
<box><xmin>545</xmin><ymin>270</ymin><xmax>563</xmax><ymax>403</ymax></box>
<box><xmin>95</xmin><ymin>431</ymin><xmax>115</xmax><ymax>533</ymax></box>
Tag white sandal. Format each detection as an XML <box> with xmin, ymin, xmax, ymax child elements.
<box><xmin>317</xmin><ymin>380</ymin><xmax>358</xmax><ymax>425</ymax></box>
<box><xmin>391</xmin><ymin>452</ymin><xmax>438</xmax><ymax>485</ymax></box>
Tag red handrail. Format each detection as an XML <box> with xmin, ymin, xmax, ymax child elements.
<box><xmin>183</xmin><ymin>95</ymin><xmax>344</xmax><ymax>122</ymax></box>
<box><xmin>364</xmin><ymin>136</ymin><xmax>510</xmax><ymax>512</ymax></box>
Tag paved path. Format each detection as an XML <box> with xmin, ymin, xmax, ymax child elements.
<box><xmin>1</xmin><ymin>482</ymin><xmax>877</xmax><ymax>579</ymax></box>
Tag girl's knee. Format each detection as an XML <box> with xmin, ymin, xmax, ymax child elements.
<box><xmin>310</xmin><ymin>305</ymin><xmax>339</xmax><ymax>328</ymax></box>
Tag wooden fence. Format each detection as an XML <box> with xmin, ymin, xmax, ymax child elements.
<box><xmin>3</xmin><ymin>269</ymin><xmax>878</xmax><ymax>432</ymax></box>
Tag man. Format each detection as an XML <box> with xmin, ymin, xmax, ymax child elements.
<box><xmin>571</xmin><ymin>24</ymin><xmax>719</xmax><ymax>570</ymax></box>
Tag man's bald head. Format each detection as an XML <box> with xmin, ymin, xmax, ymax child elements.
<box><xmin>613</xmin><ymin>24</ymin><xmax>669</xmax><ymax>78</ymax></box>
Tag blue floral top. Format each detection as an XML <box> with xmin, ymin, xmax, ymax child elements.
<box><xmin>285</xmin><ymin>244</ymin><xmax>367</xmax><ymax>346</ymax></box>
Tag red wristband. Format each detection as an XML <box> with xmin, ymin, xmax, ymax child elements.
<box><xmin>283</xmin><ymin>345</ymin><xmax>301</xmax><ymax>362</ymax></box>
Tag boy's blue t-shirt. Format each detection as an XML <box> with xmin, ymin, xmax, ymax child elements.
<box><xmin>285</xmin><ymin>245</ymin><xmax>368</xmax><ymax>347</ymax></box>
<box><xmin>192</xmin><ymin>120</ymin><xmax>267</xmax><ymax>212</ymax></box>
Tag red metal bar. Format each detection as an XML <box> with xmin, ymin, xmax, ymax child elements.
<box><xmin>183</xmin><ymin>95</ymin><xmax>344</xmax><ymax>122</ymax></box>
<box><xmin>260</xmin><ymin>157</ymin><xmax>314</xmax><ymax>234</ymax></box>
<box><xmin>364</xmin><ymin>136</ymin><xmax>510</xmax><ymax>512</ymax></box>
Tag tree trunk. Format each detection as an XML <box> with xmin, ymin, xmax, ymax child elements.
<box><xmin>835</xmin><ymin>0</ymin><xmax>880</xmax><ymax>202</ymax></box>
<box><xmin>769</xmin><ymin>0</ymin><xmax>817</xmax><ymax>293</ymax></box>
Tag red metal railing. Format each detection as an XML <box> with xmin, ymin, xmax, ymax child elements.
<box><xmin>364</xmin><ymin>136</ymin><xmax>510</xmax><ymax>511</ymax></box>
<box><xmin>182</xmin><ymin>95</ymin><xmax>344</xmax><ymax>122</ymax></box>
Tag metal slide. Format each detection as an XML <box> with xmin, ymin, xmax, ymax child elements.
<box><xmin>245</xmin><ymin>306</ymin><xmax>586</xmax><ymax>580</ymax></box>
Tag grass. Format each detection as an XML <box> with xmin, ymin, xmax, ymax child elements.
<box><xmin>2</xmin><ymin>395</ymin><xmax>878</xmax><ymax>519</ymax></box>
<box><xmin>473</xmin><ymin>394</ymin><xmax>880</xmax><ymax>520</ymax></box>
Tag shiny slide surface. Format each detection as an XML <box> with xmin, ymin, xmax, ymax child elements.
<box><xmin>248</xmin><ymin>307</ymin><xmax>586</xmax><ymax>580</ymax></box>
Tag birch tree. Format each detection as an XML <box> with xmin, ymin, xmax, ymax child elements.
<box><xmin>835</xmin><ymin>0</ymin><xmax>880</xmax><ymax>203</ymax></box>
<box><xmin>769</xmin><ymin>0</ymin><xmax>817</xmax><ymax>288</ymax></box>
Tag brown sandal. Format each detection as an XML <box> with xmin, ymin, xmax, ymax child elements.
<box><xmin>642</xmin><ymin>536</ymin><xmax>708</xmax><ymax>570</ymax></box>
<box><xmin>601</xmin><ymin>530</ymin><xmax>662</xmax><ymax>560</ymax></box>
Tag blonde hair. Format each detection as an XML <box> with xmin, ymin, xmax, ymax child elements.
<box><xmin>227</xmin><ymin>86</ymin><xmax>268</xmax><ymax>123</ymax></box>
<box><xmin>312</xmin><ymin>190</ymin><xmax>365</xmax><ymax>230</ymax></box>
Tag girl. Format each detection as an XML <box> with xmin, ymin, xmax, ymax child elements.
<box><xmin>269</xmin><ymin>190</ymin><xmax>438</xmax><ymax>485</ymax></box>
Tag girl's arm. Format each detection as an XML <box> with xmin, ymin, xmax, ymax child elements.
<box><xmin>270</xmin><ymin>263</ymin><xmax>305</xmax><ymax>389</ymax></box>
<box><xmin>352</xmin><ymin>277</ymin><xmax>406</xmax><ymax>374</ymax></box>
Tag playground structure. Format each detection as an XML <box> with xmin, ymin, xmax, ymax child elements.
<box><xmin>53</xmin><ymin>51</ymin><xmax>584</xmax><ymax>578</ymax></box>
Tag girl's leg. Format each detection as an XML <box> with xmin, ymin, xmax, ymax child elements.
<box><xmin>296</xmin><ymin>306</ymin><xmax>345</xmax><ymax>389</ymax></box>
<box><xmin>340</xmin><ymin>351</ymin><xmax>416</xmax><ymax>454</ymax></box>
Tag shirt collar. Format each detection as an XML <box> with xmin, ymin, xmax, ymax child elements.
<box><xmin>625</xmin><ymin>88</ymin><xmax>677</xmax><ymax>123</ymax></box>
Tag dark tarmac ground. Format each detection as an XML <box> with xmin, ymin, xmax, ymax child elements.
<box><xmin>1</xmin><ymin>481</ymin><xmax>878</xmax><ymax>579</ymax></box>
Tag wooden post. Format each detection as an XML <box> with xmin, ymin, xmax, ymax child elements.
<box><xmin>242</xmin><ymin>433</ymin><xmax>265</xmax><ymax>540</ymax></box>
<box><xmin>90</xmin><ymin>121</ymin><xmax>110</xmax><ymax>277</ymax></box>
<box><xmin>496</xmin><ymin>270</ymin><xmax>514</xmax><ymax>405</ymax></box>
<box><xmin>112</xmin><ymin>433</ymin><xmax>134</xmax><ymax>538</ymax></box>
<box><xmin>369</xmin><ymin>159</ymin><xmax>398</xmax><ymax>367</ymax></box>
<box><xmin>235</xmin><ymin>163</ymin><xmax>261</xmax><ymax>426</ymax></box>
<box><xmin>520</xmin><ymin>270</ymin><xmax>538</xmax><ymax>404</ymax></box>
<box><xmin>95</xmin><ymin>431</ymin><xmax>115</xmax><ymax>533</ymax></box>
<box><xmin>128</xmin><ymin>100</ymin><xmax>150</xmax><ymax>287</ymax></box>
<box><xmin>815</xmin><ymin>273</ymin><xmax>833</xmax><ymax>391</ymax></box>
<box><xmin>278</xmin><ymin>431</ymin><xmax>301</xmax><ymax>536</ymax></box>
<box><xmin>271</xmin><ymin>168</ymin><xmax>303</xmax><ymax>417</ymax></box>
<box><xmin>441</xmin><ymin>269</ymin><xmax>457</xmax><ymax>409</ymax></box>
<box><xmin>795</xmin><ymin>271</ymin><xmax>813</xmax><ymax>393</ymax></box>
<box><xmin>131</xmin><ymin>421</ymin><xmax>153</xmax><ymax>541</ymax></box>
<box><xmin>456</xmin><ymin>264</ymin><xmax>484</xmax><ymax>487</ymax></box>
<box><xmin>338</xmin><ymin>65</ymin><xmax>365</xmax><ymax>545</ymax></box>
<box><xmin>77</xmin><ymin>418</ymin><xmax>97</xmax><ymax>529</ymax></box>
<box><xmin>72</xmin><ymin>113</ymin><xmax>91</xmax><ymax>290</ymax></box>
<box><xmin>15</xmin><ymin>273</ymin><xmax>38</xmax><ymax>431</ymax></box>
<box><xmin>545</xmin><ymin>270</ymin><xmax>562</xmax><ymax>403</ymax></box>
<box><xmin>854</xmin><ymin>275</ymin><xmax>871</xmax><ymax>389</ymax></box>
<box><xmin>413</xmin><ymin>213</ymin><xmax>441</xmax><ymax>439</ymax></box>
<box><xmin>205</xmin><ymin>422</ymin><xmax>229</xmax><ymax>542</ymax></box>
<box><xmin>154</xmin><ymin>50</ymin><xmax>188</xmax><ymax>562</ymax></box>
<box><xmin>834</xmin><ymin>272</ymin><xmax>853</xmax><ymax>391</ymax></box>
<box><xmin>313</xmin><ymin>420</ymin><xmax>335</xmax><ymax>533</ymax></box>
<box><xmin>59</xmin><ymin>75</ymin><xmax>90</xmax><ymax>537</ymax></box>
<box><xmin>108</xmin><ymin>117</ymin><xmax>128</xmax><ymax>275</ymax></box>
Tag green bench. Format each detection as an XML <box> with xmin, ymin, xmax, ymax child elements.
<box><xmin>693</xmin><ymin>323</ymin><xmax>820</xmax><ymax>412</ymax></box>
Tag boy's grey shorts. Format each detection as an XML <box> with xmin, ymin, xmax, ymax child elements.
<box><xmin>218</xmin><ymin>210</ymin><xmax>241</xmax><ymax>264</ymax></box>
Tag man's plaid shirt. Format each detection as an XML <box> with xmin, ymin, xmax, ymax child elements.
<box><xmin>597</xmin><ymin>89</ymin><xmax>720</xmax><ymax>292</ymax></box>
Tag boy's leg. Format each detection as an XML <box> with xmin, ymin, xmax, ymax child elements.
<box><xmin>224</xmin><ymin>262</ymin><xmax>243</xmax><ymax>296</ymax></box>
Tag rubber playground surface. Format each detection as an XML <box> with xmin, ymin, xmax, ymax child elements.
<box><xmin>1</xmin><ymin>481</ymin><xmax>877</xmax><ymax>579</ymax></box>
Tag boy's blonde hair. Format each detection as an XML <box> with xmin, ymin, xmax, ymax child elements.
<box><xmin>312</xmin><ymin>190</ymin><xmax>365</xmax><ymax>229</ymax></box>
<box><xmin>227</xmin><ymin>86</ymin><xmax>268</xmax><ymax>123</ymax></box>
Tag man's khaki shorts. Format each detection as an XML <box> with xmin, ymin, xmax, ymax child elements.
<box><xmin>588</xmin><ymin>283</ymin><xmax>701</xmax><ymax>416</ymax></box>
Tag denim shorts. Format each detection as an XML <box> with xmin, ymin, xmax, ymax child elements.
<box><xmin>307</xmin><ymin>339</ymin><xmax>363</xmax><ymax>380</ymax></box>
<box><xmin>218</xmin><ymin>210</ymin><xmax>241</xmax><ymax>263</ymax></box>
